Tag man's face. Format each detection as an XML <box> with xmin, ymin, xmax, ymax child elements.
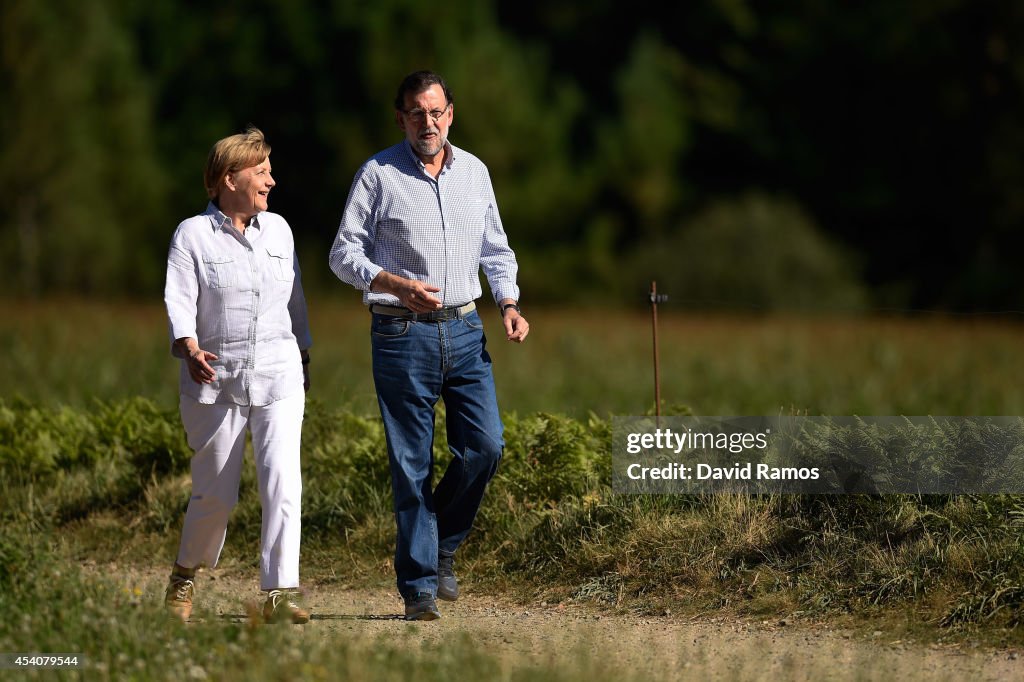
<box><xmin>395</xmin><ymin>84</ymin><xmax>453</xmax><ymax>161</ymax></box>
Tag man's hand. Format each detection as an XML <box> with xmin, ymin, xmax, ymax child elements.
<box><xmin>398</xmin><ymin>280</ymin><xmax>443</xmax><ymax>312</ymax></box>
<box><xmin>502</xmin><ymin>307</ymin><xmax>529</xmax><ymax>343</ymax></box>
<box><xmin>371</xmin><ymin>272</ymin><xmax>442</xmax><ymax>312</ymax></box>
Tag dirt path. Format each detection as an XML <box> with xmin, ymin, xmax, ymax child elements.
<box><xmin>115</xmin><ymin>565</ymin><xmax>1022</xmax><ymax>681</ymax></box>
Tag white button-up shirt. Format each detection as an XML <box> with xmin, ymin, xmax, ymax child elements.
<box><xmin>164</xmin><ymin>203</ymin><xmax>312</xmax><ymax>406</ymax></box>
<box><xmin>328</xmin><ymin>141</ymin><xmax>520</xmax><ymax>307</ymax></box>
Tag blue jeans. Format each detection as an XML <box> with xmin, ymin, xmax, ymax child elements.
<box><xmin>370</xmin><ymin>308</ymin><xmax>503</xmax><ymax>598</ymax></box>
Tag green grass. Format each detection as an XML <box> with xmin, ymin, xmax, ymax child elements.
<box><xmin>3</xmin><ymin>297</ymin><xmax>1024</xmax><ymax>416</ymax></box>
<box><xmin>5</xmin><ymin>542</ymin><xmax>967</xmax><ymax>682</ymax></box>
<box><xmin>0</xmin><ymin>535</ymin><xmax>655</xmax><ymax>682</ymax></box>
<box><xmin>3</xmin><ymin>298</ymin><xmax>1024</xmax><ymax>677</ymax></box>
<box><xmin>3</xmin><ymin>397</ymin><xmax>1024</xmax><ymax>638</ymax></box>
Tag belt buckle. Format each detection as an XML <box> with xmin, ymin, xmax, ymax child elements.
<box><xmin>429</xmin><ymin>308</ymin><xmax>452</xmax><ymax>322</ymax></box>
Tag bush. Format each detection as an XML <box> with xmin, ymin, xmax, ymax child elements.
<box><xmin>627</xmin><ymin>193</ymin><xmax>867</xmax><ymax>312</ymax></box>
<box><xmin>0</xmin><ymin>397</ymin><xmax>189</xmax><ymax>481</ymax></box>
<box><xmin>5</xmin><ymin>399</ymin><xmax>1024</xmax><ymax>627</ymax></box>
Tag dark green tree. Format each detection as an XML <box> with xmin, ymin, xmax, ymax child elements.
<box><xmin>0</xmin><ymin>0</ymin><xmax>166</xmax><ymax>295</ymax></box>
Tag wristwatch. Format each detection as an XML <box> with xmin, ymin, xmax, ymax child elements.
<box><xmin>500</xmin><ymin>302</ymin><xmax>521</xmax><ymax>316</ymax></box>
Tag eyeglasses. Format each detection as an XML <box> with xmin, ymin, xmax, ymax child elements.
<box><xmin>401</xmin><ymin>103</ymin><xmax>450</xmax><ymax>124</ymax></box>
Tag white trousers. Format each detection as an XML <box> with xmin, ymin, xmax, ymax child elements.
<box><xmin>175</xmin><ymin>393</ymin><xmax>304</xmax><ymax>590</ymax></box>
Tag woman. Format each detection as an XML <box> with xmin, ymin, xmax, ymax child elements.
<box><xmin>163</xmin><ymin>127</ymin><xmax>312</xmax><ymax>624</ymax></box>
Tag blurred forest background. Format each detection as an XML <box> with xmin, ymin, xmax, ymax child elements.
<box><xmin>3</xmin><ymin>0</ymin><xmax>1024</xmax><ymax>311</ymax></box>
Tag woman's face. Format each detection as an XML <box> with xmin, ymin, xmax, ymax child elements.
<box><xmin>222</xmin><ymin>155</ymin><xmax>275</xmax><ymax>217</ymax></box>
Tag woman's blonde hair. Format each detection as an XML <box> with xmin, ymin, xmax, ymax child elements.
<box><xmin>203</xmin><ymin>126</ymin><xmax>271</xmax><ymax>199</ymax></box>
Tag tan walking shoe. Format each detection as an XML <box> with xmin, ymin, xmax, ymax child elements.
<box><xmin>164</xmin><ymin>575</ymin><xmax>195</xmax><ymax>622</ymax></box>
<box><xmin>263</xmin><ymin>589</ymin><xmax>310</xmax><ymax>624</ymax></box>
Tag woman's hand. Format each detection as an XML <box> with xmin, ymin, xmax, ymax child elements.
<box><xmin>186</xmin><ymin>347</ymin><xmax>218</xmax><ymax>384</ymax></box>
<box><xmin>174</xmin><ymin>337</ymin><xmax>218</xmax><ymax>385</ymax></box>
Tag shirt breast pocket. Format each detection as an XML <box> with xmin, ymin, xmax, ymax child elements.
<box><xmin>203</xmin><ymin>255</ymin><xmax>236</xmax><ymax>289</ymax></box>
<box><xmin>267</xmin><ymin>249</ymin><xmax>294</xmax><ymax>283</ymax></box>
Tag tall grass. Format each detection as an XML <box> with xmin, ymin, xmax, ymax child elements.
<box><xmin>2</xmin><ymin>298</ymin><xmax>1024</xmax><ymax>416</ymax></box>
<box><xmin>3</xmin><ymin>398</ymin><xmax>1023</xmax><ymax>635</ymax></box>
<box><xmin>1</xmin><ymin>529</ymin><xmax>659</xmax><ymax>682</ymax></box>
<box><xmin>4</xmin><ymin>532</ymin><xmax>968</xmax><ymax>682</ymax></box>
<box><xmin>3</xmin><ymin>298</ymin><xmax>1024</xmax><ymax>659</ymax></box>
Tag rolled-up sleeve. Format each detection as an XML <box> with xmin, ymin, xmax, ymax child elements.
<box><xmin>164</xmin><ymin>236</ymin><xmax>199</xmax><ymax>355</ymax></box>
<box><xmin>329</xmin><ymin>166</ymin><xmax>384</xmax><ymax>291</ymax></box>
<box><xmin>478</xmin><ymin>172</ymin><xmax>520</xmax><ymax>303</ymax></box>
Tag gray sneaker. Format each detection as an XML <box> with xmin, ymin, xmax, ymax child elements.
<box><xmin>404</xmin><ymin>592</ymin><xmax>441</xmax><ymax>621</ymax></box>
<box><xmin>437</xmin><ymin>554</ymin><xmax>459</xmax><ymax>602</ymax></box>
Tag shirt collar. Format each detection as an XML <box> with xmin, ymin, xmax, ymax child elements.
<box><xmin>204</xmin><ymin>201</ymin><xmax>262</xmax><ymax>231</ymax></box>
<box><xmin>403</xmin><ymin>140</ymin><xmax>455</xmax><ymax>171</ymax></box>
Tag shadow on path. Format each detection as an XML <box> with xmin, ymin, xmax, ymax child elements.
<box><xmin>211</xmin><ymin>613</ymin><xmax>405</xmax><ymax>622</ymax></box>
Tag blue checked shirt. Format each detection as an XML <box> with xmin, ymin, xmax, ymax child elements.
<box><xmin>329</xmin><ymin>141</ymin><xmax>520</xmax><ymax>307</ymax></box>
<box><xmin>164</xmin><ymin>203</ymin><xmax>312</xmax><ymax>406</ymax></box>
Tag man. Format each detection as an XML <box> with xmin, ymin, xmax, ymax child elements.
<box><xmin>329</xmin><ymin>71</ymin><xmax>530</xmax><ymax>621</ymax></box>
